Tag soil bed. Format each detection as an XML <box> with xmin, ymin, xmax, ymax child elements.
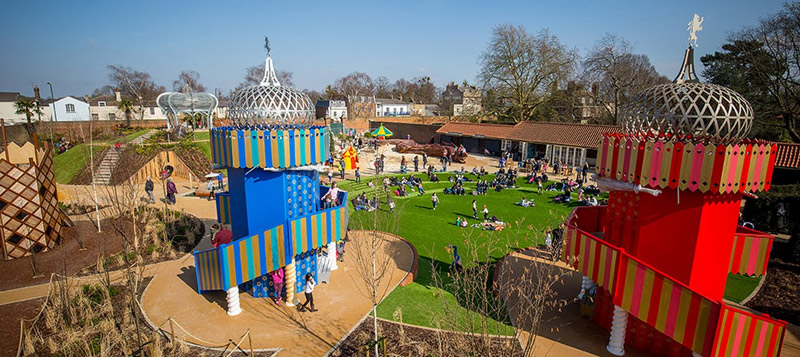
<box><xmin>745</xmin><ymin>258</ymin><xmax>800</xmax><ymax>325</ymax></box>
<box><xmin>0</xmin><ymin>219</ymin><xmax>126</xmax><ymax>291</ymax></box>
<box><xmin>331</xmin><ymin>318</ymin><xmax>523</xmax><ymax>357</ymax></box>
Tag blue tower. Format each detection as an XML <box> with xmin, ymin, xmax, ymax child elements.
<box><xmin>193</xmin><ymin>45</ymin><xmax>347</xmax><ymax>315</ymax></box>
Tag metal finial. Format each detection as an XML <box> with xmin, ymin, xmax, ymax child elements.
<box><xmin>264</xmin><ymin>36</ymin><xmax>271</xmax><ymax>55</ymax></box>
<box><xmin>687</xmin><ymin>14</ymin><xmax>704</xmax><ymax>48</ymax></box>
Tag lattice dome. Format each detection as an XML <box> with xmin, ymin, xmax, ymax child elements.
<box><xmin>227</xmin><ymin>55</ymin><xmax>315</xmax><ymax>129</ymax></box>
<box><xmin>619</xmin><ymin>47</ymin><xmax>754</xmax><ymax>144</ymax></box>
<box><xmin>620</xmin><ymin>82</ymin><xmax>753</xmax><ymax>143</ymax></box>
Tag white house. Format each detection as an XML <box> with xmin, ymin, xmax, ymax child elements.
<box><xmin>49</xmin><ymin>96</ymin><xmax>90</xmax><ymax>121</ymax></box>
<box><xmin>0</xmin><ymin>92</ymin><xmax>53</xmax><ymax>125</ymax></box>
<box><xmin>375</xmin><ymin>98</ymin><xmax>410</xmax><ymax>117</ymax></box>
<box><xmin>88</xmin><ymin>91</ymin><xmax>166</xmax><ymax>121</ymax></box>
<box><xmin>315</xmin><ymin>100</ymin><xmax>347</xmax><ymax>121</ymax></box>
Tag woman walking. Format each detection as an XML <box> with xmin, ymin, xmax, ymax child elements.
<box><xmin>166</xmin><ymin>177</ymin><xmax>177</xmax><ymax>205</ymax></box>
<box><xmin>298</xmin><ymin>273</ymin><xmax>317</xmax><ymax>312</ymax></box>
<box><xmin>472</xmin><ymin>200</ymin><xmax>478</xmax><ymax>219</ymax></box>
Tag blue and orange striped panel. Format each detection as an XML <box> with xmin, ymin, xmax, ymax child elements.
<box><xmin>215</xmin><ymin>192</ymin><xmax>231</xmax><ymax>224</ymax></box>
<box><xmin>193</xmin><ymin>249</ymin><xmax>223</xmax><ymax>292</ymax></box>
<box><xmin>210</xmin><ymin>127</ymin><xmax>328</xmax><ymax>169</ymax></box>
<box><xmin>217</xmin><ymin>225</ymin><xmax>287</xmax><ymax>289</ymax></box>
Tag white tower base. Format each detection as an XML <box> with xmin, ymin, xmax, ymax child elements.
<box><xmin>606</xmin><ymin>305</ymin><xmax>628</xmax><ymax>356</ymax></box>
<box><xmin>226</xmin><ymin>286</ymin><xmax>242</xmax><ymax>316</ymax></box>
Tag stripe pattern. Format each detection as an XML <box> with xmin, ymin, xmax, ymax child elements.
<box><xmin>210</xmin><ymin>127</ymin><xmax>328</xmax><ymax>169</ymax></box>
<box><xmin>290</xmin><ymin>206</ymin><xmax>348</xmax><ymax>255</ymax></box>
<box><xmin>614</xmin><ymin>254</ymin><xmax>719</xmax><ymax>356</ymax></box>
<box><xmin>712</xmin><ymin>304</ymin><xmax>786</xmax><ymax>357</ymax></box>
<box><xmin>194</xmin><ymin>204</ymin><xmax>349</xmax><ymax>291</ymax></box>
<box><xmin>729</xmin><ymin>234</ymin><xmax>774</xmax><ymax>277</ymax></box>
<box><xmin>194</xmin><ymin>249</ymin><xmax>223</xmax><ymax>292</ymax></box>
<box><xmin>595</xmin><ymin>134</ymin><xmax>776</xmax><ymax>193</ymax></box>
<box><xmin>215</xmin><ymin>192</ymin><xmax>231</xmax><ymax>224</ymax></box>
<box><xmin>562</xmin><ymin>227</ymin><xmax>619</xmax><ymax>290</ymax></box>
<box><xmin>220</xmin><ymin>225</ymin><xmax>288</xmax><ymax>289</ymax></box>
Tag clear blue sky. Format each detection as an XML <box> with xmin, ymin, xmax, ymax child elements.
<box><xmin>0</xmin><ymin>0</ymin><xmax>788</xmax><ymax>98</ymax></box>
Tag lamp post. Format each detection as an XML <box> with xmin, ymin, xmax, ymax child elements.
<box><xmin>46</xmin><ymin>82</ymin><xmax>56</xmax><ymax>122</ymax></box>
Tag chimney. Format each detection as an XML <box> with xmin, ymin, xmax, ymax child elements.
<box><xmin>33</xmin><ymin>85</ymin><xmax>41</xmax><ymax>101</ymax></box>
<box><xmin>115</xmin><ymin>90</ymin><xmax>121</xmax><ymax>102</ymax></box>
<box><xmin>591</xmin><ymin>82</ymin><xmax>599</xmax><ymax>97</ymax></box>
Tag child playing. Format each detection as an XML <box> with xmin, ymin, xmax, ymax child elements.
<box><xmin>297</xmin><ymin>273</ymin><xmax>317</xmax><ymax>312</ymax></box>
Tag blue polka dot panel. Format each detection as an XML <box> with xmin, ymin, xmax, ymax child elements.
<box><xmin>285</xmin><ymin>170</ymin><xmax>319</xmax><ymax>219</ymax></box>
<box><xmin>295</xmin><ymin>249</ymin><xmax>318</xmax><ymax>294</ymax></box>
<box><xmin>240</xmin><ymin>271</ymin><xmax>286</xmax><ymax>299</ymax></box>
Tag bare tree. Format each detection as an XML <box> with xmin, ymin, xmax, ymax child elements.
<box><xmin>237</xmin><ymin>63</ymin><xmax>294</xmax><ymax>89</ymax></box>
<box><xmin>479</xmin><ymin>24</ymin><xmax>577</xmax><ymax>123</ymax></box>
<box><xmin>107</xmin><ymin>65</ymin><xmax>166</xmax><ymax>122</ymax></box>
<box><xmin>582</xmin><ymin>34</ymin><xmax>668</xmax><ymax>124</ymax></box>
<box><xmin>172</xmin><ymin>70</ymin><xmax>207</xmax><ymax>93</ymax></box>
<box><xmin>374</xmin><ymin>76</ymin><xmax>393</xmax><ymax>98</ymax></box>
<box><xmin>91</xmin><ymin>85</ymin><xmax>115</xmax><ymax>98</ymax></box>
<box><xmin>335</xmin><ymin>72</ymin><xmax>375</xmax><ymax>119</ymax></box>
<box><xmin>348</xmin><ymin>177</ymin><xmax>402</xmax><ymax>357</ymax></box>
<box><xmin>428</xmin><ymin>218</ymin><xmax>568</xmax><ymax>356</ymax></box>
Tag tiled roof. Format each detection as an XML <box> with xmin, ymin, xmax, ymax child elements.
<box><xmin>775</xmin><ymin>142</ymin><xmax>800</xmax><ymax>169</ymax></box>
<box><xmin>509</xmin><ymin>121</ymin><xmax>621</xmax><ymax>148</ymax></box>
<box><xmin>436</xmin><ymin>122</ymin><xmax>516</xmax><ymax>140</ymax></box>
<box><xmin>436</xmin><ymin>121</ymin><xmax>621</xmax><ymax>148</ymax></box>
<box><xmin>0</xmin><ymin>92</ymin><xmax>21</xmax><ymax>102</ymax></box>
<box><xmin>376</xmin><ymin>98</ymin><xmax>408</xmax><ymax>105</ymax></box>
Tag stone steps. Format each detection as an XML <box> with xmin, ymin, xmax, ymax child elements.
<box><xmin>93</xmin><ymin>130</ymin><xmax>156</xmax><ymax>185</ymax></box>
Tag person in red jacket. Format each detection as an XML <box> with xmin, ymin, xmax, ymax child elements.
<box><xmin>210</xmin><ymin>223</ymin><xmax>232</xmax><ymax>248</ymax></box>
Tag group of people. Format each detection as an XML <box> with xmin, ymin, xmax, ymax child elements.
<box><xmin>352</xmin><ymin>192</ymin><xmax>380</xmax><ymax>211</ymax></box>
<box><xmin>56</xmin><ymin>138</ymin><xmax>73</xmax><ymax>153</ymax></box>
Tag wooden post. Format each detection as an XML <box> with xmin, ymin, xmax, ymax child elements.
<box><xmin>1</xmin><ymin>118</ymin><xmax>9</xmax><ymax>162</ymax></box>
<box><xmin>32</xmin><ymin>132</ymin><xmax>39</xmax><ymax>164</ymax></box>
<box><xmin>168</xmin><ymin>317</ymin><xmax>175</xmax><ymax>341</ymax></box>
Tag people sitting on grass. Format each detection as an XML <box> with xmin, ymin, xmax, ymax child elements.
<box><xmin>553</xmin><ymin>191</ymin><xmax>572</xmax><ymax>203</ymax></box>
<box><xmin>518</xmin><ymin>197</ymin><xmax>535</xmax><ymax>207</ymax></box>
<box><xmin>455</xmin><ymin>217</ymin><xmax>468</xmax><ymax>228</ymax></box>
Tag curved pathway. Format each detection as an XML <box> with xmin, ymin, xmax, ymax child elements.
<box><xmin>140</xmin><ymin>230</ymin><xmax>414</xmax><ymax>356</ymax></box>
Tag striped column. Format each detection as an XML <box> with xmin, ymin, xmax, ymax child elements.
<box><xmin>284</xmin><ymin>258</ymin><xmax>298</xmax><ymax>306</ymax></box>
<box><xmin>226</xmin><ymin>286</ymin><xmax>242</xmax><ymax>316</ymax></box>
<box><xmin>607</xmin><ymin>305</ymin><xmax>628</xmax><ymax>356</ymax></box>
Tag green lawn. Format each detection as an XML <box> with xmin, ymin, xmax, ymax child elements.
<box><xmin>192</xmin><ymin>131</ymin><xmax>210</xmax><ymax>141</ymax></box>
<box><xmin>124</xmin><ymin>129</ymin><xmax>150</xmax><ymax>142</ymax></box>
<box><xmin>53</xmin><ymin>143</ymin><xmax>108</xmax><ymax>183</ymax></box>
<box><xmin>341</xmin><ymin>174</ymin><xmax>577</xmax><ymax>333</ymax></box>
<box><xmin>195</xmin><ymin>140</ymin><xmax>212</xmax><ymax>160</ymax></box>
<box><xmin>723</xmin><ymin>273</ymin><xmax>762</xmax><ymax>303</ymax></box>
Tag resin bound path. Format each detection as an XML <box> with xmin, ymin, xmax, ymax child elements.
<box><xmin>140</xmin><ymin>231</ymin><xmax>413</xmax><ymax>356</ymax></box>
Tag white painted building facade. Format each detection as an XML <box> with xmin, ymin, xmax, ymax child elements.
<box><xmin>375</xmin><ymin>98</ymin><xmax>410</xmax><ymax>117</ymax></box>
<box><xmin>315</xmin><ymin>100</ymin><xmax>347</xmax><ymax>121</ymax></box>
<box><xmin>49</xmin><ymin>96</ymin><xmax>90</xmax><ymax>121</ymax></box>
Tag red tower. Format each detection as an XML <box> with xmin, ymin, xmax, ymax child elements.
<box><xmin>562</xmin><ymin>46</ymin><xmax>787</xmax><ymax>356</ymax></box>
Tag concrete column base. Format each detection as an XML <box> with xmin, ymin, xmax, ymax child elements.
<box><xmin>579</xmin><ymin>275</ymin><xmax>595</xmax><ymax>300</ymax></box>
<box><xmin>226</xmin><ymin>286</ymin><xmax>242</xmax><ymax>316</ymax></box>
<box><xmin>606</xmin><ymin>305</ymin><xmax>628</xmax><ymax>356</ymax></box>
<box><xmin>328</xmin><ymin>242</ymin><xmax>338</xmax><ymax>271</ymax></box>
